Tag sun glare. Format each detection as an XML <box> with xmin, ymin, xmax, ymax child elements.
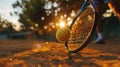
<box><xmin>68</xmin><ymin>20</ymin><xmax>72</xmax><ymax>26</ymax></box>
<box><xmin>59</xmin><ymin>22</ymin><xmax>65</xmax><ymax>28</ymax></box>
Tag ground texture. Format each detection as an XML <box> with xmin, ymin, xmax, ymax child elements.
<box><xmin>0</xmin><ymin>39</ymin><xmax>120</xmax><ymax>67</ymax></box>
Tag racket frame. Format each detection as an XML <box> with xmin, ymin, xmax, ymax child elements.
<box><xmin>65</xmin><ymin>0</ymin><xmax>97</xmax><ymax>53</ymax></box>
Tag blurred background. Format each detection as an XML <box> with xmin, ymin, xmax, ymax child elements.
<box><xmin>0</xmin><ymin>0</ymin><xmax>120</xmax><ymax>41</ymax></box>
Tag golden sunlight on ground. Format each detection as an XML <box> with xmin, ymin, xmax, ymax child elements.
<box><xmin>32</xmin><ymin>41</ymin><xmax>50</xmax><ymax>52</ymax></box>
<box><xmin>0</xmin><ymin>40</ymin><xmax>120</xmax><ymax>67</ymax></box>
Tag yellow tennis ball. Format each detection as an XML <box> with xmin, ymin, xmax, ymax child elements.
<box><xmin>56</xmin><ymin>27</ymin><xmax>70</xmax><ymax>43</ymax></box>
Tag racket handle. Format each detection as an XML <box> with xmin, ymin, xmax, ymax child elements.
<box><xmin>70</xmin><ymin>0</ymin><xmax>88</xmax><ymax>29</ymax></box>
<box><xmin>78</xmin><ymin>0</ymin><xmax>87</xmax><ymax>14</ymax></box>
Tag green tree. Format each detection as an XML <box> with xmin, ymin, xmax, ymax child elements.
<box><xmin>12</xmin><ymin>0</ymin><xmax>84</xmax><ymax>32</ymax></box>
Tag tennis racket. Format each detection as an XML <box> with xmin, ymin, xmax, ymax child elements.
<box><xmin>65</xmin><ymin>0</ymin><xmax>97</xmax><ymax>53</ymax></box>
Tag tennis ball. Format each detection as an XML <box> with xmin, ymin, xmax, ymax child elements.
<box><xmin>56</xmin><ymin>27</ymin><xmax>70</xmax><ymax>43</ymax></box>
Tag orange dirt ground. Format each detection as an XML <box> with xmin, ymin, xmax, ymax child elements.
<box><xmin>0</xmin><ymin>39</ymin><xmax>120</xmax><ymax>67</ymax></box>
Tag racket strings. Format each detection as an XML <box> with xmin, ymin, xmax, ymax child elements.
<box><xmin>68</xmin><ymin>6</ymin><xmax>95</xmax><ymax>44</ymax></box>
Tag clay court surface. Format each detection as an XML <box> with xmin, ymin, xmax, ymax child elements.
<box><xmin>0</xmin><ymin>39</ymin><xmax>120</xmax><ymax>67</ymax></box>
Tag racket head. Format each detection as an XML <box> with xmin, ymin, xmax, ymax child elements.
<box><xmin>65</xmin><ymin>5</ymin><xmax>97</xmax><ymax>53</ymax></box>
